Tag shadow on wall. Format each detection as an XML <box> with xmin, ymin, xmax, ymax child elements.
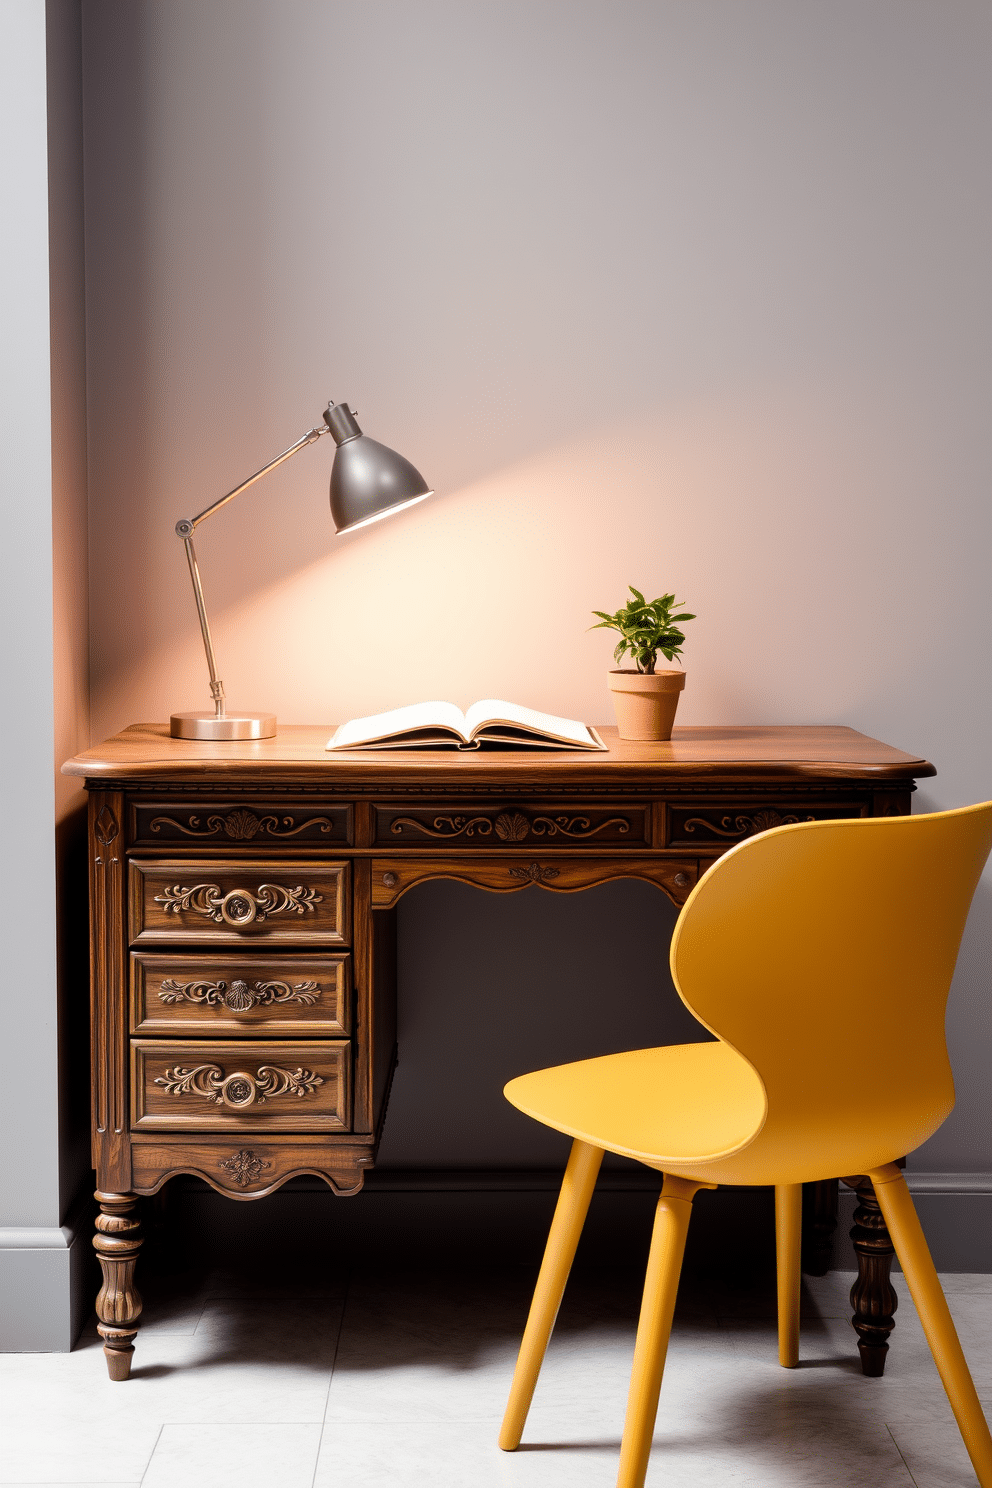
<box><xmin>376</xmin><ymin>876</ymin><xmax>711</xmax><ymax>1170</ymax></box>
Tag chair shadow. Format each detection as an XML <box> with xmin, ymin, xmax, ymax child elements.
<box><xmin>515</xmin><ymin>1440</ymin><xmax>623</xmax><ymax>1452</ymax></box>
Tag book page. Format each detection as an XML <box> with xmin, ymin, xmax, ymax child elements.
<box><xmin>464</xmin><ymin>698</ymin><xmax>600</xmax><ymax>748</ymax></box>
<box><xmin>327</xmin><ymin>701</ymin><xmax>467</xmax><ymax>750</ymax></box>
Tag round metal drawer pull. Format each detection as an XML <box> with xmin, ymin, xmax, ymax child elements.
<box><xmin>674</xmin><ymin>872</ymin><xmax>689</xmax><ymax>888</ymax></box>
<box><xmin>382</xmin><ymin>871</ymin><xmax>398</xmax><ymax>887</ymax></box>
<box><xmin>155</xmin><ymin>1062</ymin><xmax>324</xmax><ymax>1105</ymax></box>
<box><xmin>220</xmin><ymin>1072</ymin><xmax>258</xmax><ymax>1107</ymax></box>
<box><xmin>220</xmin><ymin>890</ymin><xmax>257</xmax><ymax>926</ymax></box>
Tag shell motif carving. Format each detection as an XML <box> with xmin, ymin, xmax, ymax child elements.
<box><xmin>149</xmin><ymin>810</ymin><xmax>333</xmax><ymax>840</ymax></box>
<box><xmin>157</xmin><ymin>978</ymin><xmax>321</xmax><ymax>1010</ymax></box>
<box><xmin>494</xmin><ymin>812</ymin><xmax>529</xmax><ymax>842</ymax></box>
<box><xmin>224</xmin><ymin>980</ymin><xmax>255</xmax><ymax>1011</ymax></box>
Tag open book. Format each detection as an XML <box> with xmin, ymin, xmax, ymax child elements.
<box><xmin>326</xmin><ymin>699</ymin><xmax>606</xmax><ymax>752</ymax></box>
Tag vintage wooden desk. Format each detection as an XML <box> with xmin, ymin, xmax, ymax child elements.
<box><xmin>64</xmin><ymin>721</ymin><xmax>935</xmax><ymax>1380</ymax></box>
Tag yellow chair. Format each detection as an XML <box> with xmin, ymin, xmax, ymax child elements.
<box><xmin>498</xmin><ymin>803</ymin><xmax>992</xmax><ymax>1488</ymax></box>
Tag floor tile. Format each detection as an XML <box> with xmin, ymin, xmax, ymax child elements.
<box><xmin>1</xmin><ymin>1260</ymin><xmax>989</xmax><ymax>1487</ymax></box>
<box><xmin>141</xmin><ymin>1424</ymin><xmax>322</xmax><ymax>1488</ymax></box>
<box><xmin>886</xmin><ymin>1409</ymin><xmax>985</xmax><ymax>1488</ymax></box>
<box><xmin>314</xmin><ymin>1420</ymin><xmax>618</xmax><ymax>1487</ymax></box>
<box><xmin>312</xmin><ymin>1413</ymin><xmax>916</xmax><ymax>1487</ymax></box>
<box><xmin>931</xmin><ymin>1273</ymin><xmax>992</xmax><ymax>1298</ymax></box>
<box><xmin>0</xmin><ymin>1402</ymin><xmax>161</xmax><ymax>1484</ymax></box>
<box><xmin>0</xmin><ymin>1295</ymin><xmax>343</xmax><ymax>1460</ymax></box>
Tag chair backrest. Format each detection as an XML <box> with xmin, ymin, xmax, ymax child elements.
<box><xmin>669</xmin><ymin>803</ymin><xmax>992</xmax><ymax>1184</ymax></box>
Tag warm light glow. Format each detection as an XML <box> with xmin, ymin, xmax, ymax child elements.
<box><xmin>337</xmin><ymin>490</ymin><xmax>433</xmax><ymax>534</ymax></box>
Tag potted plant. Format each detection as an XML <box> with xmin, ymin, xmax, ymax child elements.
<box><xmin>591</xmin><ymin>586</ymin><xmax>695</xmax><ymax>741</ymax></box>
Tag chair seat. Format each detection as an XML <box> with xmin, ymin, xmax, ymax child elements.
<box><xmin>504</xmin><ymin>1041</ymin><xmax>766</xmax><ymax>1174</ymax></box>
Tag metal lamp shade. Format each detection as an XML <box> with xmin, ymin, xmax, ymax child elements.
<box><xmin>328</xmin><ymin>417</ymin><xmax>432</xmax><ymax>534</ymax></box>
<box><xmin>325</xmin><ymin>398</ymin><xmax>434</xmax><ymax>532</ymax></box>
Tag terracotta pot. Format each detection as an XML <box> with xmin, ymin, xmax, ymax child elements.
<box><xmin>607</xmin><ymin>669</ymin><xmax>686</xmax><ymax>741</ymax></box>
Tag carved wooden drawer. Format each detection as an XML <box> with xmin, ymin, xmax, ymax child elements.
<box><xmin>371</xmin><ymin>856</ymin><xmax>698</xmax><ymax>909</ymax></box>
<box><xmin>665</xmin><ymin>800</ymin><xmax>867</xmax><ymax>848</ymax></box>
<box><xmin>131</xmin><ymin>1039</ymin><xmax>350</xmax><ymax>1132</ymax></box>
<box><xmin>130</xmin><ymin>953</ymin><xmax>350</xmax><ymax>1037</ymax></box>
<box><xmin>130</xmin><ymin>1134</ymin><xmax>369</xmax><ymax>1199</ymax></box>
<box><xmin>129</xmin><ymin>860</ymin><xmax>349</xmax><ymax>945</ymax></box>
<box><xmin>375</xmin><ymin>801</ymin><xmax>650</xmax><ymax>849</ymax></box>
<box><xmin>129</xmin><ymin>799</ymin><xmax>352</xmax><ymax>849</ymax></box>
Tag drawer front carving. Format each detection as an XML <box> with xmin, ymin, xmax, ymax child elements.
<box><xmin>372</xmin><ymin>856</ymin><xmax>697</xmax><ymax>909</ymax></box>
<box><xmin>666</xmin><ymin>801</ymin><xmax>867</xmax><ymax>847</ymax></box>
<box><xmin>130</xmin><ymin>1135</ymin><xmax>370</xmax><ymax>1198</ymax></box>
<box><xmin>129</xmin><ymin>860</ymin><xmax>349</xmax><ymax>945</ymax></box>
<box><xmin>131</xmin><ymin>953</ymin><xmax>350</xmax><ymax>1036</ymax></box>
<box><xmin>130</xmin><ymin>799</ymin><xmax>352</xmax><ymax>848</ymax></box>
<box><xmin>375</xmin><ymin>802</ymin><xmax>649</xmax><ymax>848</ymax></box>
<box><xmin>131</xmin><ymin>1039</ymin><xmax>350</xmax><ymax>1132</ymax></box>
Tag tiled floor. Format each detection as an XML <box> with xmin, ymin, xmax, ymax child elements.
<box><xmin>2</xmin><ymin>1258</ymin><xmax>990</xmax><ymax>1487</ymax></box>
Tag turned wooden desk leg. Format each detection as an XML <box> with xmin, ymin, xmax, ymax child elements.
<box><xmin>801</xmin><ymin>1179</ymin><xmax>839</xmax><ymax>1276</ymax></box>
<box><xmin>93</xmin><ymin>1192</ymin><xmax>143</xmax><ymax>1381</ymax></box>
<box><xmin>844</xmin><ymin>1175</ymin><xmax>898</xmax><ymax>1377</ymax></box>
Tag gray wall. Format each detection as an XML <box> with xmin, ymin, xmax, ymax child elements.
<box><xmin>0</xmin><ymin>0</ymin><xmax>90</xmax><ymax>1348</ymax></box>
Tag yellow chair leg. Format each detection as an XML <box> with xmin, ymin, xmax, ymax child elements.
<box><xmin>498</xmin><ymin>1139</ymin><xmax>603</xmax><ymax>1451</ymax></box>
<box><xmin>775</xmin><ymin>1183</ymin><xmax>802</xmax><ymax>1367</ymax></box>
<box><xmin>616</xmin><ymin>1175</ymin><xmax>714</xmax><ymax>1488</ymax></box>
<box><xmin>871</xmin><ymin>1165</ymin><xmax>992</xmax><ymax>1488</ymax></box>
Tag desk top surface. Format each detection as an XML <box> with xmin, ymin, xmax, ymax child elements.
<box><xmin>64</xmin><ymin>723</ymin><xmax>936</xmax><ymax>785</ymax></box>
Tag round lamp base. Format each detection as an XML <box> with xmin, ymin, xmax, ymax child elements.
<box><xmin>170</xmin><ymin>710</ymin><xmax>277</xmax><ymax>740</ymax></box>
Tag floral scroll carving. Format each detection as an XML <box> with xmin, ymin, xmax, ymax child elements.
<box><xmin>389</xmin><ymin>809</ymin><xmax>629</xmax><ymax>841</ymax></box>
<box><xmin>158</xmin><ymin>978</ymin><xmax>321</xmax><ymax>1011</ymax></box>
<box><xmin>149</xmin><ymin>809</ymin><xmax>333</xmax><ymax>840</ymax></box>
<box><xmin>154</xmin><ymin>1063</ymin><xmax>324</xmax><ymax>1108</ymax></box>
<box><xmin>681</xmin><ymin>809</ymin><xmax>816</xmax><ymax>840</ymax></box>
<box><xmin>508</xmin><ymin>863</ymin><xmax>561</xmax><ymax>884</ymax></box>
<box><xmin>152</xmin><ymin>882</ymin><xmax>322</xmax><ymax>924</ymax></box>
<box><xmin>218</xmin><ymin>1150</ymin><xmax>272</xmax><ymax>1187</ymax></box>
<box><xmin>530</xmin><ymin>814</ymin><xmax>629</xmax><ymax>839</ymax></box>
<box><xmin>391</xmin><ymin>814</ymin><xmax>493</xmax><ymax>839</ymax></box>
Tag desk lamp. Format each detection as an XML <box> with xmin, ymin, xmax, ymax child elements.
<box><xmin>170</xmin><ymin>401</ymin><xmax>432</xmax><ymax>740</ymax></box>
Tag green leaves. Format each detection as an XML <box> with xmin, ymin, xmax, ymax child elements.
<box><xmin>590</xmin><ymin>586</ymin><xmax>696</xmax><ymax>674</ymax></box>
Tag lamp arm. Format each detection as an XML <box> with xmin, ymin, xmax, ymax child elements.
<box><xmin>178</xmin><ymin>422</ymin><xmax>329</xmax><ymax>534</ymax></box>
<box><xmin>174</xmin><ymin>421</ymin><xmax>331</xmax><ymax>719</ymax></box>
